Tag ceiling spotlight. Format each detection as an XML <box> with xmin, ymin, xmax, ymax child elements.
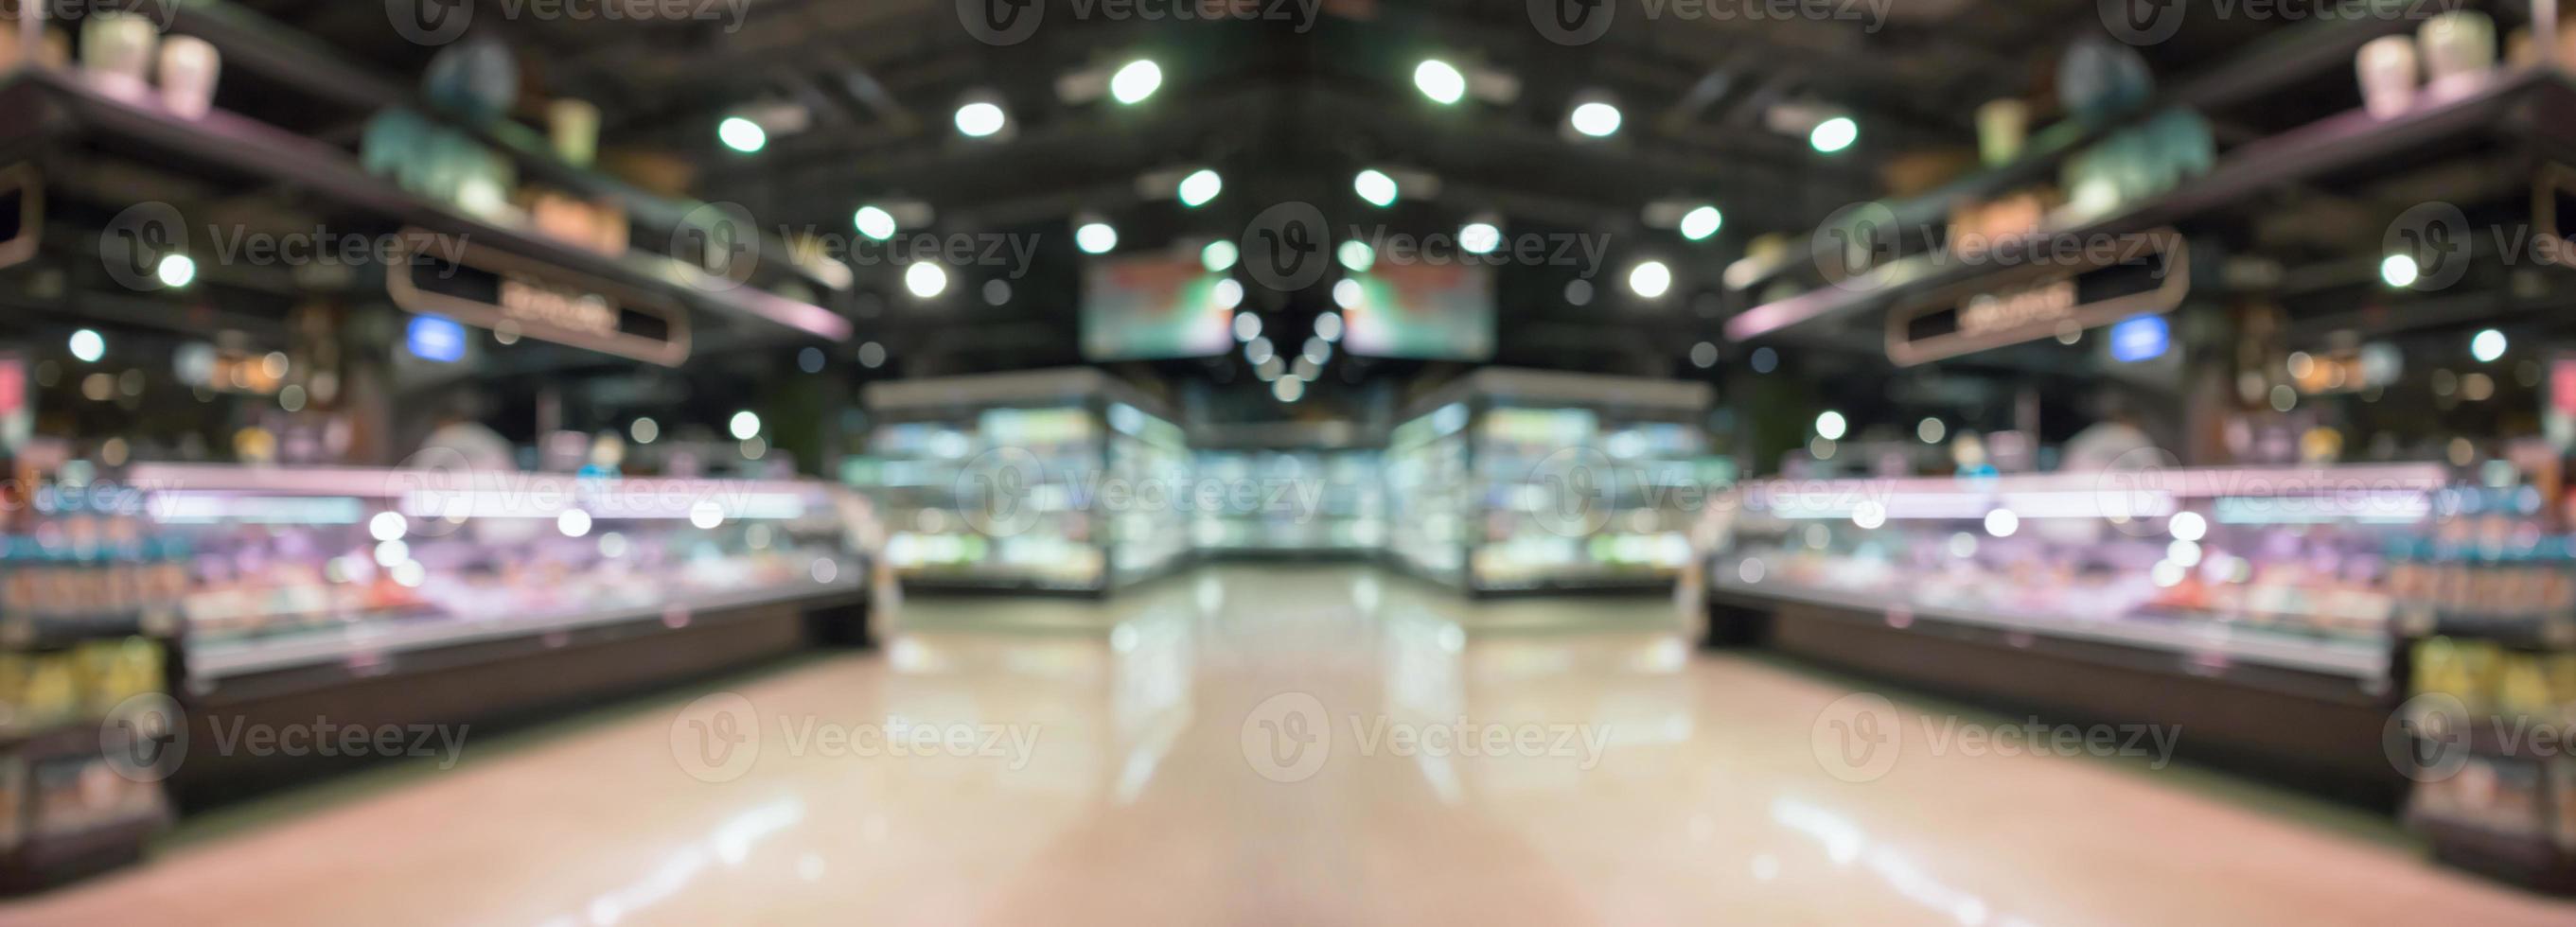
<box><xmin>1332</xmin><ymin>278</ymin><xmax>1363</xmax><ymax>309</ymax></box>
<box><xmin>1303</xmin><ymin>336</ymin><xmax>1331</xmax><ymax>364</ymax></box>
<box><xmin>1809</xmin><ymin>115</ymin><xmax>1858</xmax><ymax>153</ymax></box>
<box><xmin>1110</xmin><ymin>60</ymin><xmax>1162</xmax><ymax>104</ymax></box>
<box><xmin>69</xmin><ymin>328</ymin><xmax>104</xmax><ymax>362</ymax></box>
<box><xmin>1628</xmin><ymin>260</ymin><xmax>1672</xmax><ymax>298</ymax></box>
<box><xmin>1459</xmin><ymin>221</ymin><xmax>1501</xmax><ymax>254</ymax></box>
<box><xmin>1679</xmin><ymin>205</ymin><xmax>1723</xmax><ymax>241</ymax></box>
<box><xmin>2381</xmin><ymin>254</ymin><xmax>2420</xmax><ymax>288</ymax></box>
<box><xmin>1354</xmin><ymin>168</ymin><xmax>1398</xmax><ymax>207</ymax></box>
<box><xmin>1337</xmin><ymin>239</ymin><xmax>1375</xmax><ymax>272</ymax></box>
<box><xmin>717</xmin><ymin>116</ymin><xmax>766</xmax><ymax>153</ymax></box>
<box><xmin>1815</xmin><ymin>411</ymin><xmax>1848</xmax><ymax>441</ymax></box>
<box><xmin>1570</xmin><ymin>101</ymin><xmax>1622</xmax><ymax>137</ymax></box>
<box><xmin>1274</xmin><ymin>376</ymin><xmax>1306</xmax><ymax>402</ymax></box>
<box><xmin>1234</xmin><ymin>311</ymin><xmax>1262</xmax><ymax>342</ymax></box>
<box><xmin>1245</xmin><ymin>337</ymin><xmax>1276</xmax><ymax>365</ymax></box>
<box><xmin>1414</xmin><ymin>59</ymin><xmax>1466</xmax><ymax>105</ymax></box>
<box><xmin>1315</xmin><ymin>312</ymin><xmax>1344</xmax><ymax>342</ymax></box>
<box><xmin>1212</xmin><ymin>278</ymin><xmax>1244</xmax><ymax>309</ymax></box>
<box><xmin>1256</xmin><ymin>356</ymin><xmax>1284</xmax><ymax>380</ymax></box>
<box><xmin>1203</xmin><ymin>240</ymin><xmax>1239</xmax><ymax>272</ymax></box>
<box><xmin>1076</xmin><ymin>221</ymin><xmax>1119</xmax><ymax>254</ymax></box>
<box><xmin>156</xmin><ymin>254</ymin><xmax>197</xmax><ymax>288</ymax></box>
<box><xmin>953</xmin><ymin>100</ymin><xmax>1007</xmax><ymax>137</ymax></box>
<box><xmin>853</xmin><ymin>205</ymin><xmax>897</xmax><ymax>240</ymax></box>
<box><xmin>1178</xmin><ymin>168</ymin><xmax>1223</xmax><ymax>207</ymax></box>
<box><xmin>729</xmin><ymin>410</ymin><xmax>762</xmax><ymax>441</ymax></box>
<box><xmin>2472</xmin><ymin>328</ymin><xmax>2508</xmax><ymax>363</ymax></box>
<box><xmin>905</xmin><ymin>261</ymin><xmax>947</xmax><ymax>298</ymax></box>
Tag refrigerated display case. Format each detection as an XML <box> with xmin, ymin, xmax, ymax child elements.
<box><xmin>1191</xmin><ymin>423</ymin><xmax>1385</xmax><ymax>557</ymax></box>
<box><xmin>128</xmin><ymin>464</ymin><xmax>874</xmax><ymax>689</ymax></box>
<box><xmin>1694</xmin><ymin>463</ymin><xmax>2452</xmax><ymax>798</ymax></box>
<box><xmin>856</xmin><ymin>368</ymin><xmax>1191</xmax><ymax>594</ymax></box>
<box><xmin>1387</xmin><ymin>369</ymin><xmax>1715</xmax><ymax>594</ymax></box>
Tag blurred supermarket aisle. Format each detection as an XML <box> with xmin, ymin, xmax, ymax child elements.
<box><xmin>5</xmin><ymin>565</ymin><xmax>2568</xmax><ymax>926</ymax></box>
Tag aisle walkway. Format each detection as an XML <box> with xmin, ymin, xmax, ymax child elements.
<box><xmin>8</xmin><ymin>566</ymin><xmax>2569</xmax><ymax>925</ymax></box>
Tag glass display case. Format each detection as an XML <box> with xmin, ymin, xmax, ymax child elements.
<box><xmin>124</xmin><ymin>464</ymin><xmax>873</xmax><ymax>687</ymax></box>
<box><xmin>1389</xmin><ymin>369</ymin><xmax>1715</xmax><ymax>594</ymax></box>
<box><xmin>856</xmin><ymin>369</ymin><xmax>1190</xmax><ymax>594</ymax></box>
<box><xmin>1191</xmin><ymin>422</ymin><xmax>1385</xmax><ymax>557</ymax></box>
<box><xmin>1698</xmin><ymin>464</ymin><xmax>2453</xmax><ymax>683</ymax></box>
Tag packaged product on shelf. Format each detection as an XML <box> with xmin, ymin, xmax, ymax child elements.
<box><xmin>71</xmin><ymin>637</ymin><xmax>161</xmax><ymax>718</ymax></box>
<box><xmin>2416</xmin><ymin>755</ymin><xmax>2550</xmax><ymax>836</ymax></box>
<box><xmin>27</xmin><ymin>755</ymin><xmax>160</xmax><ymax>837</ymax></box>
<box><xmin>0</xmin><ymin>652</ymin><xmax>81</xmax><ymax>737</ymax></box>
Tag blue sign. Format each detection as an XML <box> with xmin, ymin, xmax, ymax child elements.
<box><xmin>406</xmin><ymin>314</ymin><xmax>468</xmax><ymax>363</ymax></box>
<box><xmin>2108</xmin><ymin>315</ymin><xmax>2168</xmax><ymax>363</ymax></box>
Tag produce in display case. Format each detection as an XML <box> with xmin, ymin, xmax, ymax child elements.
<box><xmin>1191</xmin><ymin>448</ymin><xmax>1385</xmax><ymax>555</ymax></box>
<box><xmin>856</xmin><ymin>369</ymin><xmax>1189</xmax><ymax>594</ymax></box>
<box><xmin>122</xmin><ymin>464</ymin><xmax>870</xmax><ymax>685</ymax></box>
<box><xmin>1388</xmin><ymin>369</ymin><xmax>1713</xmax><ymax>593</ymax></box>
<box><xmin>1699</xmin><ymin>464</ymin><xmax>2451</xmax><ymax>682</ymax></box>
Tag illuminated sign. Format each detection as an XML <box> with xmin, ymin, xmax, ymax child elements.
<box><xmin>387</xmin><ymin>228</ymin><xmax>690</xmax><ymax>366</ymax></box>
<box><xmin>1885</xmin><ymin>228</ymin><xmax>2188</xmax><ymax>366</ymax></box>
<box><xmin>405</xmin><ymin>314</ymin><xmax>468</xmax><ymax>362</ymax></box>
<box><xmin>2108</xmin><ymin>315</ymin><xmax>2169</xmax><ymax>362</ymax></box>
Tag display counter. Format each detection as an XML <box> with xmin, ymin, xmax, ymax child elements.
<box><xmin>1693</xmin><ymin>463</ymin><xmax>2451</xmax><ymax>801</ymax></box>
<box><xmin>113</xmin><ymin>464</ymin><xmax>879</xmax><ymax>802</ymax></box>
<box><xmin>856</xmin><ymin>369</ymin><xmax>1191</xmax><ymax>595</ymax></box>
<box><xmin>1388</xmin><ymin>368</ymin><xmax>1715</xmax><ymax>594</ymax></box>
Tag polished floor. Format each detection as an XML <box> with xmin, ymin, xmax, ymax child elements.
<box><xmin>10</xmin><ymin>565</ymin><xmax>2573</xmax><ymax>925</ymax></box>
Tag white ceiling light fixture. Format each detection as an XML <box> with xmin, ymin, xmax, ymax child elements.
<box><xmin>1628</xmin><ymin>260</ymin><xmax>1673</xmax><ymax>299</ymax></box>
<box><xmin>1177</xmin><ymin>168</ymin><xmax>1223</xmax><ymax>207</ymax></box>
<box><xmin>905</xmin><ymin>261</ymin><xmax>948</xmax><ymax>298</ymax></box>
<box><xmin>1459</xmin><ymin>220</ymin><xmax>1502</xmax><ymax>255</ymax></box>
<box><xmin>1076</xmin><ymin>221</ymin><xmax>1120</xmax><ymax>254</ymax></box>
<box><xmin>1354</xmin><ymin>168</ymin><xmax>1399</xmax><ymax>208</ymax></box>
<box><xmin>953</xmin><ymin>97</ymin><xmax>1008</xmax><ymax>138</ymax></box>
<box><xmin>1568</xmin><ymin>99</ymin><xmax>1621</xmax><ymax>138</ymax></box>
<box><xmin>1414</xmin><ymin>59</ymin><xmax>1466</xmax><ymax>104</ymax></box>
<box><xmin>1110</xmin><ymin>60</ymin><xmax>1162</xmax><ymax>104</ymax></box>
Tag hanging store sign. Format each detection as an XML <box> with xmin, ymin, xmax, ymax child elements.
<box><xmin>0</xmin><ymin>164</ymin><xmax>42</xmax><ymax>271</ymax></box>
<box><xmin>1885</xmin><ymin>227</ymin><xmax>2189</xmax><ymax>367</ymax></box>
<box><xmin>386</xmin><ymin>228</ymin><xmax>690</xmax><ymax>366</ymax></box>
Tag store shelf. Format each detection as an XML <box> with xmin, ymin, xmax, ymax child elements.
<box><xmin>1710</xmin><ymin>574</ymin><xmax>2391</xmax><ymax>681</ymax></box>
<box><xmin>1729</xmin><ymin>66</ymin><xmax>2576</xmax><ymax>343</ymax></box>
<box><xmin>0</xmin><ymin>68</ymin><xmax>848</xmax><ymax>343</ymax></box>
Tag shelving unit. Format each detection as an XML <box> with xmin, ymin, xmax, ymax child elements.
<box><xmin>1388</xmin><ymin>368</ymin><xmax>1715</xmax><ymax>595</ymax></box>
<box><xmin>1730</xmin><ymin>65</ymin><xmax>2576</xmax><ymax>345</ymax></box>
<box><xmin>0</xmin><ymin>68</ymin><xmax>848</xmax><ymax>349</ymax></box>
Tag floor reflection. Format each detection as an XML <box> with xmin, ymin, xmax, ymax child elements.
<box><xmin>6</xmin><ymin>565</ymin><xmax>2567</xmax><ymax>926</ymax></box>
